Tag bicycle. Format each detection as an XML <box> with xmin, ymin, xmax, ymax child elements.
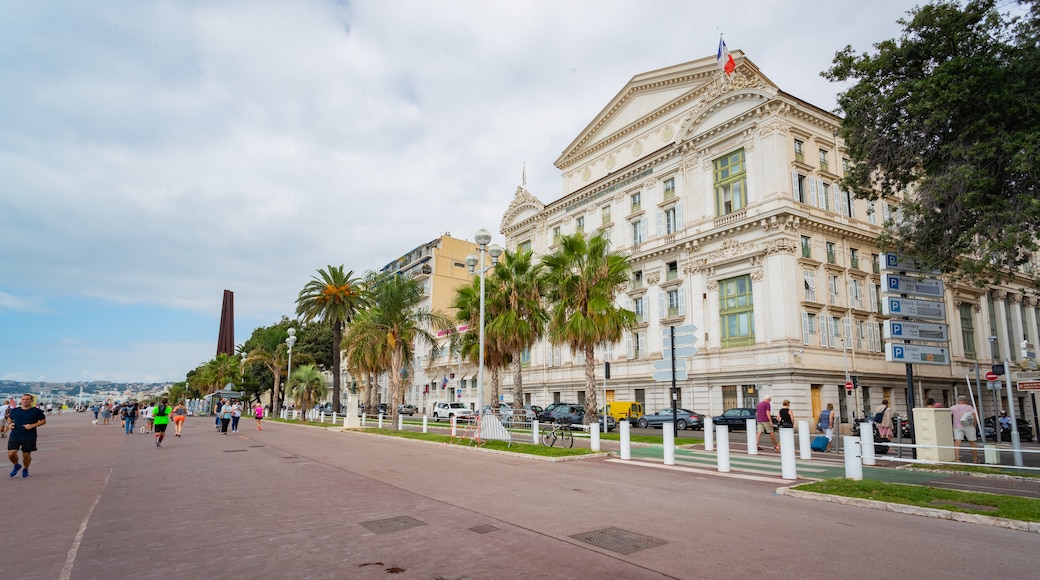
<box><xmin>540</xmin><ymin>420</ymin><xmax>573</xmax><ymax>448</ymax></box>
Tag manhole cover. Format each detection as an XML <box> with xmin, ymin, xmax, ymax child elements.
<box><xmin>224</xmin><ymin>449</ymin><xmax>247</xmax><ymax>453</ymax></box>
<box><xmin>469</xmin><ymin>524</ymin><xmax>500</xmax><ymax>534</ymax></box>
<box><xmin>360</xmin><ymin>516</ymin><xmax>427</xmax><ymax>534</ymax></box>
<box><xmin>570</xmin><ymin>527</ymin><xmax>668</xmax><ymax>555</ymax></box>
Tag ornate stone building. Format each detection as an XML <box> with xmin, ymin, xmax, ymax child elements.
<box><xmin>498</xmin><ymin>51</ymin><xmax>1038</xmax><ymax>429</ymax></box>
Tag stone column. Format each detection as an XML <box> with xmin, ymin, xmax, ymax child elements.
<box><xmin>1010</xmin><ymin>293</ymin><xmax>1025</xmax><ymax>364</ymax></box>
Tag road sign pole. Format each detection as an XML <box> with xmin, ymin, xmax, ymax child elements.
<box><xmin>670</xmin><ymin>325</ymin><xmax>678</xmax><ymax>438</ymax></box>
<box><xmin>1004</xmin><ymin>359</ymin><xmax>1024</xmax><ymax>467</ymax></box>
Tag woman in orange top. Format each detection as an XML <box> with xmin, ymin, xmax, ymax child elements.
<box><xmin>171</xmin><ymin>400</ymin><xmax>187</xmax><ymax>437</ymax></box>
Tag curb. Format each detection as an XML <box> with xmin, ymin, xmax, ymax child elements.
<box><xmin>777</xmin><ymin>487</ymin><xmax>1040</xmax><ymax>534</ymax></box>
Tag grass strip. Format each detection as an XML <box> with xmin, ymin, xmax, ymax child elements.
<box><xmin>794</xmin><ymin>479</ymin><xmax>1040</xmax><ymax>522</ymax></box>
<box><xmin>357</xmin><ymin>427</ymin><xmax>599</xmax><ymax>458</ymax></box>
<box><xmin>902</xmin><ymin>463</ymin><xmax>1040</xmax><ymax>479</ymax></box>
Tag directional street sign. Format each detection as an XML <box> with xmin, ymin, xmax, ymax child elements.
<box><xmin>653</xmin><ymin>359</ymin><xmax>686</xmax><ymax>372</ymax></box>
<box><xmin>883</xmin><ymin>320</ymin><xmax>949</xmax><ymax>342</ymax></box>
<box><xmin>881</xmin><ymin>273</ymin><xmax>945</xmax><ymax>298</ymax></box>
<box><xmin>880</xmin><ymin>253</ymin><xmax>940</xmax><ymax>275</ymax></box>
<box><xmin>882</xmin><ymin>297</ymin><xmax>947</xmax><ymax>321</ymax></box>
<box><xmin>653</xmin><ymin>368</ymin><xmax>688</xmax><ymax>382</ymax></box>
<box><xmin>662</xmin><ymin>324</ymin><xmax>700</xmax><ymax>359</ymax></box>
<box><xmin>1017</xmin><ymin>381</ymin><xmax>1040</xmax><ymax>391</ymax></box>
<box><xmin>885</xmin><ymin>343</ymin><xmax>949</xmax><ymax>365</ymax></box>
<box><xmin>662</xmin><ymin>346</ymin><xmax>699</xmax><ymax>359</ymax></box>
<box><xmin>663</xmin><ymin>324</ymin><xmax>698</xmax><ymax>337</ymax></box>
<box><xmin>1013</xmin><ymin>371</ymin><xmax>1040</xmax><ymax>380</ymax></box>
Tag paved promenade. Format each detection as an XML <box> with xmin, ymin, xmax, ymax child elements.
<box><xmin>3</xmin><ymin>413</ymin><xmax>1037</xmax><ymax>579</ymax></box>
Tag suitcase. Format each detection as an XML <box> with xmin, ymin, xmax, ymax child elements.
<box><xmin>874</xmin><ymin>436</ymin><xmax>890</xmax><ymax>455</ymax></box>
<box><xmin>811</xmin><ymin>435</ymin><xmax>829</xmax><ymax>452</ymax></box>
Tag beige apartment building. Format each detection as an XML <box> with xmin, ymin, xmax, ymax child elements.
<box><xmin>498</xmin><ymin>51</ymin><xmax>1038</xmax><ymax>430</ymax></box>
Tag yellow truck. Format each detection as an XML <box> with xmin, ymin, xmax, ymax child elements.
<box><xmin>604</xmin><ymin>401</ymin><xmax>644</xmax><ymax>424</ymax></box>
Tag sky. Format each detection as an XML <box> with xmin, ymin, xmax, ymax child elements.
<box><xmin>0</xmin><ymin>0</ymin><xmax>916</xmax><ymax>383</ymax></box>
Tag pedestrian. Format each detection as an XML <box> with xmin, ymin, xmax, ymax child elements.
<box><xmin>122</xmin><ymin>402</ymin><xmax>138</xmax><ymax>434</ymax></box>
<box><xmin>215</xmin><ymin>399</ymin><xmax>224</xmax><ymax>430</ymax></box>
<box><xmin>152</xmin><ymin>397</ymin><xmax>171</xmax><ymax>447</ymax></box>
<box><xmin>254</xmin><ymin>403</ymin><xmax>264</xmax><ymax>431</ymax></box>
<box><xmin>755</xmin><ymin>395</ymin><xmax>779</xmax><ymax>452</ymax></box>
<box><xmin>219</xmin><ymin>400</ymin><xmax>232</xmax><ymax>435</ymax></box>
<box><xmin>143</xmin><ymin>403</ymin><xmax>154</xmax><ymax>433</ymax></box>
<box><xmin>0</xmin><ymin>399</ymin><xmax>10</xmax><ymax>439</ymax></box>
<box><xmin>950</xmin><ymin>395</ymin><xmax>979</xmax><ymax>463</ymax></box>
<box><xmin>231</xmin><ymin>400</ymin><xmax>243</xmax><ymax>433</ymax></box>
<box><xmin>818</xmin><ymin>403</ymin><xmax>836</xmax><ymax>451</ymax></box>
<box><xmin>8</xmin><ymin>393</ymin><xmax>46</xmax><ymax>478</ymax></box>
<box><xmin>172</xmin><ymin>400</ymin><xmax>187</xmax><ymax>437</ymax></box>
<box><xmin>101</xmin><ymin>404</ymin><xmax>112</xmax><ymax>425</ymax></box>
<box><xmin>873</xmin><ymin>399</ymin><xmax>893</xmax><ymax>439</ymax></box>
<box><xmin>91</xmin><ymin>404</ymin><xmax>100</xmax><ymax>421</ymax></box>
<box><xmin>778</xmin><ymin>400</ymin><xmax>794</xmax><ymax>428</ymax></box>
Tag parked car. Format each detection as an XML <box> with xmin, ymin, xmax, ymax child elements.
<box><xmin>481</xmin><ymin>402</ymin><xmax>513</xmax><ymax>415</ymax></box>
<box><xmin>712</xmin><ymin>407</ymin><xmax>779</xmax><ymax>430</ymax></box>
<box><xmin>432</xmin><ymin>401</ymin><xmax>473</xmax><ymax>421</ymax></box>
<box><xmin>637</xmin><ymin>408</ymin><xmax>705</xmax><ymax>431</ymax></box>
<box><xmin>525</xmin><ymin>405</ymin><xmax>543</xmax><ymax>418</ymax></box>
<box><xmin>548</xmin><ymin>405</ymin><xmax>616</xmax><ymax>431</ymax></box>
<box><xmin>398</xmin><ymin>404</ymin><xmax>417</xmax><ymax>416</ymax></box>
<box><xmin>376</xmin><ymin>403</ymin><xmax>389</xmax><ymax>416</ymax></box>
<box><xmin>981</xmin><ymin>415</ymin><xmax>1034</xmax><ymax>442</ymax></box>
<box><xmin>537</xmin><ymin>402</ymin><xmax>577</xmax><ymax>423</ymax></box>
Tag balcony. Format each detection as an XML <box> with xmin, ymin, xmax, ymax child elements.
<box><xmin>664</xmin><ymin>188</ymin><xmax>676</xmax><ymax>201</ymax></box>
<box><xmin>826</xmin><ymin>251</ymin><xmax>836</xmax><ymax>264</ymax></box>
<box><xmin>713</xmin><ymin>209</ymin><xmax>747</xmax><ymax>229</ymax></box>
<box><xmin>850</xmin><ymin>257</ymin><xmax>859</xmax><ymax>269</ymax></box>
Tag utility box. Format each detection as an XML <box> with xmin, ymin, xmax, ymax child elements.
<box><xmin>913</xmin><ymin>407</ymin><xmax>955</xmax><ymax>462</ymax></box>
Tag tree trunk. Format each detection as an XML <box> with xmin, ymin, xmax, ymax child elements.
<box><xmin>511</xmin><ymin>357</ymin><xmax>523</xmax><ymax>410</ymax></box>
<box><xmin>389</xmin><ymin>348</ymin><xmax>403</xmax><ymax>429</ymax></box>
<box><xmin>332</xmin><ymin>321</ymin><xmax>342</xmax><ymax>413</ymax></box>
<box><xmin>584</xmin><ymin>344</ymin><xmax>598</xmax><ymax>425</ymax></box>
<box><xmin>489</xmin><ymin>366</ymin><xmax>501</xmax><ymax>410</ymax></box>
<box><xmin>271</xmin><ymin>368</ymin><xmax>282</xmax><ymax>416</ymax></box>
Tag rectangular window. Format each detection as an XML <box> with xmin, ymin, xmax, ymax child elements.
<box><xmin>663</xmin><ymin>177</ymin><xmax>676</xmax><ymax>200</ymax></box>
<box><xmin>631</xmin><ymin>192</ymin><xmax>641</xmax><ymax>212</ymax></box>
<box><xmin>552</xmin><ymin>226</ymin><xmax>562</xmax><ymax>244</ymax></box>
<box><xmin>856</xmin><ymin>320</ymin><xmax>866</xmax><ymax>350</ymax></box>
<box><xmin>794</xmin><ymin>139</ymin><xmax>804</xmax><ymax>163</ymax></box>
<box><xmin>627</xmin><ymin>331</ymin><xmax>647</xmax><ymax>359</ymax></box>
<box><xmin>601</xmin><ymin>205</ymin><xmax>611</xmax><ymax>225</ymax></box>
<box><xmin>719</xmin><ymin>274</ymin><xmax>754</xmax><ymax>347</ymax></box>
<box><xmin>843</xmin><ymin>157</ymin><xmax>851</xmax><ymax>175</ymax></box>
<box><xmin>819</xmin><ymin>149</ymin><xmax>829</xmax><ymax>172</ymax></box>
<box><xmin>632</xmin><ymin>296</ymin><xmax>648</xmax><ymax>323</ymax></box>
<box><xmin>818</xmin><ymin>181</ymin><xmax>831</xmax><ymax>211</ymax></box>
<box><xmin>801</xmin><ymin>311</ymin><xmax>816</xmax><ymax>345</ymax></box>
<box><xmin>850</xmin><ymin>248</ymin><xmax>859</xmax><ymax>269</ymax></box>
<box><xmin>826</xmin><ymin>242</ymin><xmax>836</xmax><ymax>264</ymax></box>
<box><xmin>960</xmin><ymin>303</ymin><xmax>977</xmax><ymax>360</ymax></box>
<box><xmin>714</xmin><ymin>149</ymin><xmax>747</xmax><ymax>216</ymax></box>
<box><xmin>575</xmin><ymin>216</ymin><xmax>584</xmax><ymax>234</ymax></box>
<box><xmin>666</xmin><ymin>288</ymin><xmax>685</xmax><ymax>318</ymax></box>
<box><xmin>867</xmin><ymin>200</ymin><xmax>877</xmax><ymax>224</ymax></box>
<box><xmin>828</xmin><ymin>274</ymin><xmax>840</xmax><ymax>305</ymax></box>
<box><xmin>840</xmin><ymin>188</ymin><xmax>855</xmax><ymax>218</ymax></box>
<box><xmin>666</xmin><ymin>260</ymin><xmax>679</xmax><ymax>281</ymax></box>
<box><xmin>657</xmin><ymin>205</ymin><xmax>683</xmax><ymax>236</ymax></box>
<box><xmin>871</xmin><ymin>253</ymin><xmax>880</xmax><ymax>274</ymax></box>
<box><xmin>803</xmin><ymin>269</ymin><xmax>817</xmax><ymax>302</ymax></box>
<box><xmin>849</xmin><ymin>278</ymin><xmax>864</xmax><ymax>309</ymax></box>
<box><xmin>792</xmin><ymin>172</ymin><xmax>807</xmax><ymax>203</ymax></box>
<box><xmin>631</xmin><ymin>217</ymin><xmax>646</xmax><ymax>245</ymax></box>
<box><xmin>801</xmin><ymin>235</ymin><xmax>812</xmax><ymax>258</ymax></box>
<box><xmin>518</xmin><ymin>240</ymin><xmax>532</xmax><ymax>254</ymax></box>
<box><xmin>632</xmin><ymin>270</ymin><xmax>643</xmax><ymax>289</ymax></box>
<box><xmin>871</xmin><ymin>282</ymin><xmax>881</xmax><ymax>313</ymax></box>
<box><xmin>829</xmin><ymin>316</ymin><xmax>842</xmax><ymax>347</ymax></box>
<box><xmin>520</xmin><ymin>347</ymin><xmax>531</xmax><ymax>366</ymax></box>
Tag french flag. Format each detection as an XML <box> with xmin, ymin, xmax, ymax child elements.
<box><xmin>441</xmin><ymin>376</ymin><xmax>448</xmax><ymax>389</ymax></box>
<box><xmin>717</xmin><ymin>37</ymin><xmax>735</xmax><ymax>75</ymax></box>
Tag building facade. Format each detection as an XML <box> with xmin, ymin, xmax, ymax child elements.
<box><xmin>498</xmin><ymin>51</ymin><xmax>1038</xmax><ymax>430</ymax></box>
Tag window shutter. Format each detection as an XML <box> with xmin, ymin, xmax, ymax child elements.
<box><xmin>844</xmin><ymin>317</ymin><xmax>853</xmax><ymax>347</ymax></box>
<box><xmin>809</xmin><ymin>177</ymin><xmax>818</xmax><ymax>206</ymax></box>
<box><xmin>833</xmin><ymin>186</ymin><xmax>842</xmax><ymax>214</ymax></box>
<box><xmin>821</xmin><ymin>318</ymin><xmax>830</xmax><ymax>347</ymax></box>
<box><xmin>656</xmin><ymin>210</ymin><xmax>663</xmax><ymax>236</ymax></box>
<box><xmin>792</xmin><ymin>170</ymin><xmax>800</xmax><ymax>200</ymax></box>
<box><xmin>640</xmin><ymin>218</ymin><xmax>647</xmax><ymax>241</ymax></box>
<box><xmin>679</xmin><ymin>287</ymin><xmax>686</xmax><ymax>315</ymax></box>
<box><xmin>675</xmin><ymin>204</ymin><xmax>682</xmax><ymax>230</ymax></box>
<box><xmin>626</xmin><ymin>332</ymin><xmax>634</xmax><ymax>359</ymax></box>
<box><xmin>642</xmin><ymin>297</ymin><xmax>649</xmax><ymax>323</ymax></box>
<box><xmin>802</xmin><ymin>312</ymin><xmax>811</xmax><ymax>345</ymax></box>
<box><xmin>658</xmin><ymin>291</ymin><xmax>665</xmax><ymax>319</ymax></box>
<box><xmin>869</xmin><ymin>283</ymin><xmax>878</xmax><ymax>312</ymax></box>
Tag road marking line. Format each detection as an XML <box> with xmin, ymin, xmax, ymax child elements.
<box><xmin>61</xmin><ymin>467</ymin><xmax>112</xmax><ymax>580</ymax></box>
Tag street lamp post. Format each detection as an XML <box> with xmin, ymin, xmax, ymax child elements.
<box><xmin>285</xmin><ymin>327</ymin><xmax>296</xmax><ymax>417</ymax></box>
<box><xmin>466</xmin><ymin>228</ymin><xmax>502</xmax><ymax>415</ymax></box>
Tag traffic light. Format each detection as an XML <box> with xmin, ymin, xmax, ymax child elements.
<box><xmin>852</xmin><ymin>375</ymin><xmax>859</xmax><ymax>389</ymax></box>
<box><xmin>604</xmin><ymin>362</ymin><xmax>611</xmax><ymax>379</ymax></box>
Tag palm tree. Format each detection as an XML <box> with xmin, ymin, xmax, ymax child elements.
<box><xmin>244</xmin><ymin>344</ymin><xmax>289</xmax><ymax>415</ymax></box>
<box><xmin>343</xmin><ymin>314</ymin><xmax>391</xmax><ymax>412</ymax></box>
<box><xmin>542</xmin><ymin>232</ymin><xmax>635</xmax><ymax>424</ymax></box>
<box><xmin>287</xmin><ymin>364</ymin><xmax>328</xmax><ymax>420</ymax></box>
<box><xmin>195</xmin><ymin>353</ymin><xmax>242</xmax><ymax>395</ymax></box>
<box><xmin>355</xmin><ymin>273</ymin><xmax>452</xmax><ymax>428</ymax></box>
<box><xmin>487</xmin><ymin>249</ymin><xmax>547</xmax><ymax>411</ymax></box>
<box><xmin>452</xmin><ymin>275</ymin><xmax>511</xmax><ymax>410</ymax></box>
<box><xmin>296</xmin><ymin>265</ymin><xmax>368</xmax><ymax>413</ymax></box>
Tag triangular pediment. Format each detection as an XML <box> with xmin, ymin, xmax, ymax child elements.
<box><xmin>500</xmin><ymin>186</ymin><xmax>545</xmax><ymax>232</ymax></box>
<box><xmin>555</xmin><ymin>51</ymin><xmax>779</xmax><ymax>170</ymax></box>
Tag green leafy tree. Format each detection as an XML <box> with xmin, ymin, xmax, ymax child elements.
<box><xmin>191</xmin><ymin>353</ymin><xmax>242</xmax><ymax>395</ymax></box>
<box><xmin>351</xmin><ymin>273</ymin><xmax>452</xmax><ymax>428</ymax></box>
<box><xmin>486</xmin><ymin>249</ymin><xmax>546</xmax><ymax>410</ymax></box>
<box><xmin>296</xmin><ymin>266</ymin><xmax>368</xmax><ymax>413</ymax></box>
<box><xmin>452</xmin><ymin>275</ymin><xmax>511</xmax><ymax>410</ymax></box>
<box><xmin>543</xmin><ymin>232</ymin><xmax>635</xmax><ymax>424</ymax></box>
<box><xmin>287</xmin><ymin>364</ymin><xmax>328</xmax><ymax>420</ymax></box>
<box><xmin>824</xmin><ymin>0</ymin><xmax>1040</xmax><ymax>282</ymax></box>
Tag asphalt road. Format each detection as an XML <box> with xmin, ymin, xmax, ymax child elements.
<box><xmin>4</xmin><ymin>412</ymin><xmax>1036</xmax><ymax>579</ymax></box>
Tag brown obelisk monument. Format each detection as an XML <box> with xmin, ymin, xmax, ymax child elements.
<box><xmin>217</xmin><ymin>289</ymin><xmax>235</xmax><ymax>356</ymax></box>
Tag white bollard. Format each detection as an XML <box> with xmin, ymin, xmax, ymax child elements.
<box><xmin>591</xmin><ymin>424</ymin><xmax>600</xmax><ymax>452</ymax></box>
<box><xmin>450</xmin><ymin>416</ymin><xmax>457</xmax><ymax>437</ymax></box>
<box><xmin>860</xmin><ymin>422</ymin><xmax>876</xmax><ymax>466</ymax></box>
<box><xmin>378</xmin><ymin>413</ymin><xmax>384</xmax><ymax>429</ymax></box>
<box><xmin>780</xmin><ymin>427</ymin><xmax>797</xmax><ymax>480</ymax></box>
<box><xmin>422</xmin><ymin>415</ymin><xmax>428</xmax><ymax>433</ymax></box>
<box><xmin>320</xmin><ymin>412</ymin><xmax>325</xmax><ymax>423</ymax></box>
<box><xmin>398</xmin><ymin>414</ymin><xmax>403</xmax><ymax>430</ymax></box>
<box><xmin>746</xmin><ymin>418</ymin><xmax>757</xmax><ymax>454</ymax></box>
<box><xmin>664</xmin><ymin>422</ymin><xmax>675</xmax><ymax>465</ymax></box>
<box><xmin>532</xmin><ymin>419</ymin><xmax>539</xmax><ymax>444</ymax></box>
<box><xmin>717</xmin><ymin>424</ymin><xmax>731</xmax><ymax>472</ymax></box>
<box><xmin>332</xmin><ymin>412</ymin><xmax>337</xmax><ymax>424</ymax></box>
<box><xmin>620</xmin><ymin>420</ymin><xmax>631</xmax><ymax>460</ymax></box>
<box><xmin>343</xmin><ymin>416</ymin><xmax>348</xmax><ymax>427</ymax></box>
<box><xmin>798</xmin><ymin>420</ymin><xmax>811</xmax><ymax>460</ymax></box>
<box><xmin>844</xmin><ymin>436</ymin><xmax>863</xmax><ymax>480</ymax></box>
<box><xmin>361</xmin><ymin>412</ymin><xmax>366</xmax><ymax>427</ymax></box>
<box><xmin>704</xmin><ymin>417</ymin><xmax>714</xmax><ymax>451</ymax></box>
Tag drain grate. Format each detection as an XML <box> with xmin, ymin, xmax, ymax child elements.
<box><xmin>570</xmin><ymin>527</ymin><xmax>668</xmax><ymax>555</ymax></box>
<box><xmin>469</xmin><ymin>524</ymin><xmax>500</xmax><ymax>534</ymax></box>
<box><xmin>224</xmin><ymin>449</ymin><xmax>247</xmax><ymax>453</ymax></box>
<box><xmin>360</xmin><ymin>516</ymin><xmax>427</xmax><ymax>534</ymax></box>
<box><xmin>248</xmin><ymin>445</ymin><xmax>265</xmax><ymax>448</ymax></box>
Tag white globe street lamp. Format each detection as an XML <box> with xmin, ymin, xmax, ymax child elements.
<box><xmin>284</xmin><ymin>327</ymin><xmax>296</xmax><ymax>416</ymax></box>
<box><xmin>466</xmin><ymin>229</ymin><xmax>502</xmax><ymax>414</ymax></box>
